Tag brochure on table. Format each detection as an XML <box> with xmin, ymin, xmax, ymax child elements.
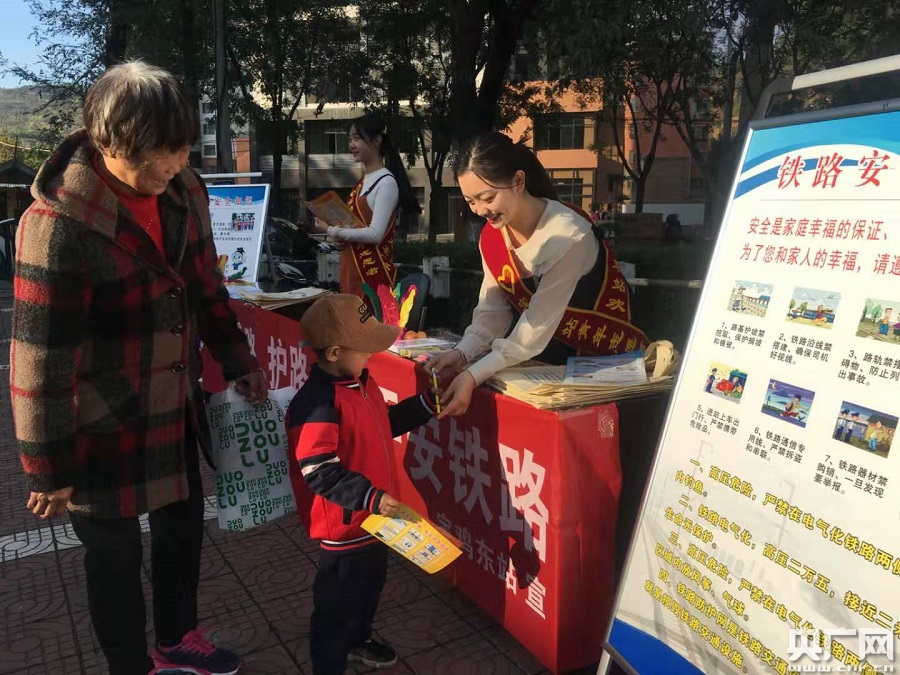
<box><xmin>563</xmin><ymin>351</ymin><xmax>647</xmax><ymax>385</ymax></box>
<box><xmin>606</xmin><ymin>103</ymin><xmax>900</xmax><ymax>675</ymax></box>
<box><xmin>207</xmin><ymin>184</ymin><xmax>271</xmax><ymax>285</ymax></box>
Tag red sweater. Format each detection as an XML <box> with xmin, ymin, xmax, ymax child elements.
<box><xmin>92</xmin><ymin>153</ymin><xmax>165</xmax><ymax>253</ymax></box>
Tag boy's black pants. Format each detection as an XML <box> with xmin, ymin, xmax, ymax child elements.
<box><xmin>310</xmin><ymin>542</ymin><xmax>388</xmax><ymax>675</ymax></box>
<box><xmin>69</xmin><ymin>424</ymin><xmax>205</xmax><ymax>675</ymax></box>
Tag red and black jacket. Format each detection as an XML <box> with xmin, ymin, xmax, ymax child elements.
<box><xmin>286</xmin><ymin>364</ymin><xmax>434</xmax><ymax>550</ymax></box>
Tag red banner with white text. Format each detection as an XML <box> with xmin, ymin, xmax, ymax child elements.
<box><xmin>202</xmin><ymin>301</ymin><xmax>623</xmax><ymax>673</ymax></box>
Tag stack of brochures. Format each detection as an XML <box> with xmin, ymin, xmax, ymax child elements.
<box><xmin>235</xmin><ymin>286</ymin><xmax>330</xmax><ymax>310</ymax></box>
<box><xmin>485</xmin><ymin>341</ymin><xmax>680</xmax><ymax>410</ymax></box>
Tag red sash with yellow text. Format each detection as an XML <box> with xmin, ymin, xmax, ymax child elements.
<box><xmin>345</xmin><ymin>177</ymin><xmax>397</xmax><ymax>299</ymax></box>
<box><xmin>479</xmin><ymin>207</ymin><xmax>649</xmax><ymax>355</ymax></box>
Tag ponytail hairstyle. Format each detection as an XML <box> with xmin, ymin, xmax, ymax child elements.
<box><xmin>452</xmin><ymin>131</ymin><xmax>558</xmax><ymax>200</ymax></box>
<box><xmin>350</xmin><ymin>113</ymin><xmax>422</xmax><ymax>214</ymax></box>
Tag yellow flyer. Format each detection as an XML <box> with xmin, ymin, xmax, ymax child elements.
<box><xmin>305</xmin><ymin>191</ymin><xmax>363</xmax><ymax>229</ymax></box>
<box><xmin>362</xmin><ymin>504</ymin><xmax>462</xmax><ymax>574</ymax></box>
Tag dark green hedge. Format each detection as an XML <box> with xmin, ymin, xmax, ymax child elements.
<box><xmin>395</xmin><ymin>238</ymin><xmax>714</xmax><ymax>281</ymax></box>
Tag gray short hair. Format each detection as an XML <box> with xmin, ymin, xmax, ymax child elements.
<box><xmin>84</xmin><ymin>61</ymin><xmax>199</xmax><ymax>162</ymax></box>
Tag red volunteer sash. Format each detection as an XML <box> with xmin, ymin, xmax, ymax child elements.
<box><xmin>347</xmin><ymin>177</ymin><xmax>397</xmax><ymax>294</ymax></box>
<box><xmin>479</xmin><ymin>207</ymin><xmax>648</xmax><ymax>355</ymax></box>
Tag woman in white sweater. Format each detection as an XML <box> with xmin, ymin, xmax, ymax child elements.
<box><xmin>428</xmin><ymin>132</ymin><xmax>648</xmax><ymax>417</ymax></box>
<box><xmin>317</xmin><ymin>114</ymin><xmax>420</xmax><ymax>310</ymax></box>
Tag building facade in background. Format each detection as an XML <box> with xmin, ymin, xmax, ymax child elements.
<box><xmin>199</xmin><ymin>83</ymin><xmax>709</xmax><ymax>231</ymax></box>
<box><xmin>195</xmin><ymin>96</ymin><xmax>252</xmax><ymax>179</ymax></box>
<box><xmin>506</xmin><ymin>87</ymin><xmax>709</xmax><ymax>226</ymax></box>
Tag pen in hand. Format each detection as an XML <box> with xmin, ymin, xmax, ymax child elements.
<box><xmin>431</xmin><ymin>368</ymin><xmax>441</xmax><ymax>414</ymax></box>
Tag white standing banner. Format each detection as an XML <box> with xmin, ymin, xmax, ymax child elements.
<box><xmin>207</xmin><ymin>183</ymin><xmax>270</xmax><ymax>284</ymax></box>
<box><xmin>606</xmin><ymin>102</ymin><xmax>900</xmax><ymax>674</ymax></box>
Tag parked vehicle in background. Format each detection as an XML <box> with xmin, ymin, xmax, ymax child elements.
<box><xmin>259</xmin><ymin>217</ymin><xmax>337</xmax><ymax>290</ymax></box>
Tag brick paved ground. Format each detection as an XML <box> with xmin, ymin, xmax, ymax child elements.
<box><xmin>0</xmin><ymin>287</ymin><xmax>603</xmax><ymax>675</ymax></box>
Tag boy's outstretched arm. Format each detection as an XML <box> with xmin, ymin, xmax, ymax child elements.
<box><xmin>388</xmin><ymin>390</ymin><xmax>436</xmax><ymax>438</ymax></box>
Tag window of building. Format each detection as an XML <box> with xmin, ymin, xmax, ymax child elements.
<box><xmin>533</xmin><ymin>114</ymin><xmax>591</xmax><ymax>150</ymax></box>
<box><xmin>307</xmin><ymin>120</ymin><xmax>350</xmax><ymax>155</ymax></box>
<box><xmin>548</xmin><ymin>169</ymin><xmax>595</xmax><ymax>211</ymax></box>
<box><xmin>201</xmin><ymin>101</ymin><xmax>215</xmax><ymax>115</ymax></box>
<box><xmin>202</xmin><ymin>143</ymin><xmax>217</xmax><ymax>158</ymax></box>
<box><xmin>692</xmin><ymin>123</ymin><xmax>709</xmax><ymax>141</ymax></box>
<box><xmin>202</xmin><ymin>120</ymin><xmax>216</xmax><ymax>136</ymax></box>
<box><xmin>689</xmin><ymin>99</ymin><xmax>710</xmax><ymax>118</ymax></box>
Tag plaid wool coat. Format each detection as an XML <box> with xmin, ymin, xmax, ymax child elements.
<box><xmin>11</xmin><ymin>130</ymin><xmax>260</xmax><ymax>518</ymax></box>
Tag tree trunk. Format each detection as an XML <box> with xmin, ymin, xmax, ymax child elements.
<box><xmin>739</xmin><ymin>2</ymin><xmax>779</xmax><ymax>129</ymax></box>
<box><xmin>449</xmin><ymin>1</ymin><xmax>539</xmax><ymax>141</ymax></box>
<box><xmin>449</xmin><ymin>1</ymin><xmax>483</xmax><ymax>142</ymax></box>
<box><xmin>474</xmin><ymin>0</ymin><xmax>539</xmax><ymax>132</ymax></box>
<box><xmin>179</xmin><ymin>0</ymin><xmax>201</xmax><ymax>108</ymax></box>
<box><xmin>428</xmin><ymin>177</ymin><xmax>447</xmax><ymax>245</ymax></box>
<box><xmin>633</xmin><ymin>176</ymin><xmax>646</xmax><ymax>213</ymax></box>
<box><xmin>104</xmin><ymin>0</ymin><xmax>130</xmax><ymax>66</ymax></box>
<box><xmin>214</xmin><ymin>0</ymin><xmax>234</xmax><ymax>173</ymax></box>
<box><xmin>721</xmin><ymin>49</ymin><xmax>738</xmax><ymax>145</ymax></box>
<box><xmin>270</xmin><ymin>110</ymin><xmax>284</xmax><ymax>217</ymax></box>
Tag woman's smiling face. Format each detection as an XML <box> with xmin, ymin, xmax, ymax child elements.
<box><xmin>348</xmin><ymin>125</ymin><xmax>380</xmax><ymax>165</ymax></box>
<box><xmin>457</xmin><ymin>169</ymin><xmax>526</xmax><ymax>229</ymax></box>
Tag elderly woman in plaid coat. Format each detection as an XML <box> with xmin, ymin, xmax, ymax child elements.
<box><xmin>10</xmin><ymin>62</ymin><xmax>268</xmax><ymax>675</ymax></box>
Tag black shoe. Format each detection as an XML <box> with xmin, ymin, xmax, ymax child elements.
<box><xmin>348</xmin><ymin>639</ymin><xmax>398</xmax><ymax>668</ymax></box>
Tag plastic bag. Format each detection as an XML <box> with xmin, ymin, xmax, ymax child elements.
<box><xmin>207</xmin><ymin>386</ymin><xmax>297</xmax><ymax>531</ymax></box>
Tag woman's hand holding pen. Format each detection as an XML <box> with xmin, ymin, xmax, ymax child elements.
<box><xmin>437</xmin><ymin>370</ymin><xmax>476</xmax><ymax>418</ymax></box>
<box><xmin>424</xmin><ymin>349</ymin><xmax>474</xmax><ymax>417</ymax></box>
<box><xmin>423</xmin><ymin>349</ymin><xmax>465</xmax><ymax>381</ymax></box>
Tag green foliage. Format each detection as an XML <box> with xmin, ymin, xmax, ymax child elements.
<box><xmin>394</xmin><ymin>240</ymin><xmax>483</xmax><ymax>270</ymax></box>
<box><xmin>0</xmin><ymin>129</ymin><xmax>49</xmax><ymax>170</ymax></box>
<box><xmin>0</xmin><ymin>94</ymin><xmax>72</xmax><ymax>155</ymax></box>
<box><xmin>395</xmin><ymin>238</ymin><xmax>714</xmax><ymax>281</ymax></box>
<box><xmin>1</xmin><ymin>0</ymin><xmax>215</xmax><ymax>149</ymax></box>
<box><xmin>541</xmin><ymin>0</ymin><xmax>719</xmax><ymax>212</ymax></box>
<box><xmin>356</xmin><ymin>0</ymin><xmax>454</xmax><ymax>236</ymax></box>
<box><xmin>611</xmin><ymin>240</ymin><xmax>714</xmax><ymax>280</ymax></box>
<box><xmin>356</xmin><ymin>0</ymin><xmax>546</xmax><ymax>240</ymax></box>
<box><xmin>224</xmin><ymin>0</ymin><xmax>364</xmax><ymax>214</ymax></box>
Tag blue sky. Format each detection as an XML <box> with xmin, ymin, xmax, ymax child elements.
<box><xmin>0</xmin><ymin>1</ymin><xmax>40</xmax><ymax>88</ymax></box>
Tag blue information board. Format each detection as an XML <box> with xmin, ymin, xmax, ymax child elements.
<box><xmin>207</xmin><ymin>183</ymin><xmax>271</xmax><ymax>284</ymax></box>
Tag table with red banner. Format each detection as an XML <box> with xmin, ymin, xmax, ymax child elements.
<box><xmin>201</xmin><ymin>300</ymin><xmax>667</xmax><ymax>674</ymax></box>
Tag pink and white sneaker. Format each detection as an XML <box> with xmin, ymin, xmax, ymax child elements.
<box><xmin>152</xmin><ymin>628</ymin><xmax>241</xmax><ymax>675</ymax></box>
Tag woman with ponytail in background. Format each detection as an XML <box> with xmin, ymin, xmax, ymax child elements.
<box><xmin>317</xmin><ymin>114</ymin><xmax>420</xmax><ymax>310</ymax></box>
<box><xmin>426</xmin><ymin>131</ymin><xmax>648</xmax><ymax>417</ymax></box>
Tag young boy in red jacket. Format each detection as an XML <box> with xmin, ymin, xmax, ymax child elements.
<box><xmin>287</xmin><ymin>294</ymin><xmax>436</xmax><ymax>674</ymax></box>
